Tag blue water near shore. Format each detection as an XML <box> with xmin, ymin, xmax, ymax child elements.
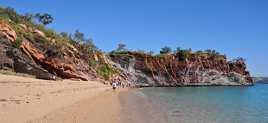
<box><xmin>141</xmin><ymin>83</ymin><xmax>268</xmax><ymax>123</ymax></box>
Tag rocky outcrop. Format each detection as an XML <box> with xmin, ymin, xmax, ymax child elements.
<box><xmin>0</xmin><ymin>37</ymin><xmax>55</xmax><ymax>80</ymax></box>
<box><xmin>19</xmin><ymin>40</ymin><xmax>96</xmax><ymax>81</ymax></box>
<box><xmin>110</xmin><ymin>52</ymin><xmax>253</xmax><ymax>87</ymax></box>
<box><xmin>0</xmin><ymin>20</ymin><xmax>17</xmax><ymax>42</ymax></box>
<box><xmin>0</xmin><ymin>21</ymin><xmax>57</xmax><ymax>80</ymax></box>
<box><xmin>0</xmin><ymin>20</ymin><xmax>96</xmax><ymax>80</ymax></box>
<box><xmin>33</xmin><ymin>29</ymin><xmax>46</xmax><ymax>38</ymax></box>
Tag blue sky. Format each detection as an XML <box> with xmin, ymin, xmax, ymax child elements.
<box><xmin>0</xmin><ymin>0</ymin><xmax>267</xmax><ymax>76</ymax></box>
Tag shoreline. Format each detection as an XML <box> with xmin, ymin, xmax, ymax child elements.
<box><xmin>0</xmin><ymin>74</ymin><xmax>163</xmax><ymax>123</ymax></box>
<box><xmin>0</xmin><ymin>73</ymin><xmax>168</xmax><ymax>123</ymax></box>
<box><xmin>0</xmin><ymin>74</ymin><xmax>258</xmax><ymax>123</ymax></box>
<box><xmin>119</xmin><ymin>88</ymin><xmax>168</xmax><ymax>123</ymax></box>
<box><xmin>26</xmin><ymin>87</ymin><xmax>166</xmax><ymax>123</ymax></box>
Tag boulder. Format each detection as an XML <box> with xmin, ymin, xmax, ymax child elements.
<box><xmin>18</xmin><ymin>24</ymin><xmax>27</xmax><ymax>31</ymax></box>
<box><xmin>33</xmin><ymin>29</ymin><xmax>46</xmax><ymax>38</ymax></box>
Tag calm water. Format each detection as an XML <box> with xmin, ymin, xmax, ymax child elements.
<box><xmin>140</xmin><ymin>83</ymin><xmax>268</xmax><ymax>123</ymax></box>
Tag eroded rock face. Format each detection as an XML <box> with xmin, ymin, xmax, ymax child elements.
<box><xmin>0</xmin><ymin>37</ymin><xmax>55</xmax><ymax>80</ymax></box>
<box><xmin>19</xmin><ymin>40</ymin><xmax>95</xmax><ymax>81</ymax></box>
<box><xmin>0</xmin><ymin>20</ymin><xmax>96</xmax><ymax>80</ymax></box>
<box><xmin>0</xmin><ymin>20</ymin><xmax>17</xmax><ymax>42</ymax></box>
<box><xmin>0</xmin><ymin>38</ymin><xmax>14</xmax><ymax>70</ymax></box>
<box><xmin>110</xmin><ymin>52</ymin><xmax>253</xmax><ymax>87</ymax></box>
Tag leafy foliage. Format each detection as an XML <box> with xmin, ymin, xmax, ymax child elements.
<box><xmin>89</xmin><ymin>60</ymin><xmax>116</xmax><ymax>80</ymax></box>
<box><xmin>34</xmin><ymin>13</ymin><xmax>53</xmax><ymax>25</ymax></box>
<box><xmin>45</xmin><ymin>44</ymin><xmax>62</xmax><ymax>58</ymax></box>
<box><xmin>110</xmin><ymin>43</ymin><xmax>129</xmax><ymax>55</ymax></box>
<box><xmin>97</xmin><ymin>64</ymin><xmax>115</xmax><ymax>80</ymax></box>
<box><xmin>232</xmin><ymin>57</ymin><xmax>246</xmax><ymax>63</ymax></box>
<box><xmin>23</xmin><ymin>32</ymin><xmax>35</xmax><ymax>42</ymax></box>
<box><xmin>116</xmin><ymin>43</ymin><xmax>127</xmax><ymax>52</ymax></box>
<box><xmin>60</xmin><ymin>32</ymin><xmax>69</xmax><ymax>38</ymax></box>
<box><xmin>13</xmin><ymin>36</ymin><xmax>22</xmax><ymax>48</ymax></box>
<box><xmin>160</xmin><ymin>46</ymin><xmax>172</xmax><ymax>54</ymax></box>
<box><xmin>69</xmin><ymin>30</ymin><xmax>99</xmax><ymax>54</ymax></box>
<box><xmin>73</xmin><ymin>30</ymin><xmax>85</xmax><ymax>44</ymax></box>
<box><xmin>0</xmin><ymin>7</ymin><xmax>22</xmax><ymax>23</ymax></box>
<box><xmin>176</xmin><ymin>48</ymin><xmax>191</xmax><ymax>61</ymax></box>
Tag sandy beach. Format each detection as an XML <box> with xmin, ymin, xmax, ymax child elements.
<box><xmin>0</xmin><ymin>74</ymin><xmax>112</xmax><ymax>123</ymax></box>
<box><xmin>0</xmin><ymin>74</ymin><xmax>164</xmax><ymax>123</ymax></box>
<box><xmin>29</xmin><ymin>90</ymin><xmax>121</xmax><ymax>123</ymax></box>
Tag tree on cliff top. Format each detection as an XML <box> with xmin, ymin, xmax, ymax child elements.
<box><xmin>117</xmin><ymin>43</ymin><xmax>127</xmax><ymax>51</ymax></box>
<box><xmin>160</xmin><ymin>46</ymin><xmax>172</xmax><ymax>54</ymax></box>
<box><xmin>35</xmin><ymin>13</ymin><xmax>53</xmax><ymax>25</ymax></box>
<box><xmin>176</xmin><ymin>48</ymin><xmax>191</xmax><ymax>61</ymax></box>
<box><xmin>71</xmin><ymin>30</ymin><xmax>98</xmax><ymax>52</ymax></box>
<box><xmin>110</xmin><ymin>43</ymin><xmax>129</xmax><ymax>55</ymax></box>
<box><xmin>73</xmin><ymin>30</ymin><xmax>85</xmax><ymax>44</ymax></box>
<box><xmin>232</xmin><ymin>57</ymin><xmax>246</xmax><ymax>63</ymax></box>
<box><xmin>205</xmin><ymin>49</ymin><xmax>220</xmax><ymax>56</ymax></box>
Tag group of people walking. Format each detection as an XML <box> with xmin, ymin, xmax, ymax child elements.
<box><xmin>111</xmin><ymin>78</ymin><xmax>131</xmax><ymax>91</ymax></box>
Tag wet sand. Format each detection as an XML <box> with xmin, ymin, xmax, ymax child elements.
<box><xmin>119</xmin><ymin>89</ymin><xmax>168</xmax><ymax>123</ymax></box>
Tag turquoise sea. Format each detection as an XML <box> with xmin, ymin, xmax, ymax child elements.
<box><xmin>140</xmin><ymin>83</ymin><xmax>268</xmax><ymax>123</ymax></box>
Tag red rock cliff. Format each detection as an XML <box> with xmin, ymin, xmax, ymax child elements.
<box><xmin>110</xmin><ymin>52</ymin><xmax>253</xmax><ymax>86</ymax></box>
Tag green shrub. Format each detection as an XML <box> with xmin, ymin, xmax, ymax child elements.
<box><xmin>176</xmin><ymin>49</ymin><xmax>191</xmax><ymax>61</ymax></box>
<box><xmin>13</xmin><ymin>37</ymin><xmax>22</xmax><ymax>48</ymax></box>
<box><xmin>97</xmin><ymin>64</ymin><xmax>115</xmax><ymax>80</ymax></box>
<box><xmin>0</xmin><ymin>7</ymin><xmax>21</xmax><ymax>23</ymax></box>
<box><xmin>110</xmin><ymin>50</ymin><xmax>129</xmax><ymax>55</ymax></box>
<box><xmin>0</xmin><ymin>7</ymin><xmax>35</xmax><ymax>26</ymax></box>
<box><xmin>216</xmin><ymin>55</ymin><xmax>227</xmax><ymax>61</ymax></box>
<box><xmin>34</xmin><ymin>24</ymin><xmax>45</xmax><ymax>31</ymax></box>
<box><xmin>155</xmin><ymin>53</ymin><xmax>167</xmax><ymax>58</ymax></box>
<box><xmin>45</xmin><ymin>44</ymin><xmax>62</xmax><ymax>57</ymax></box>
<box><xmin>24</xmin><ymin>32</ymin><xmax>35</xmax><ymax>42</ymax></box>
<box><xmin>14</xmin><ymin>25</ymin><xmax>24</xmax><ymax>34</ymax></box>
<box><xmin>43</xmin><ymin>28</ymin><xmax>56</xmax><ymax>38</ymax></box>
<box><xmin>34</xmin><ymin>34</ymin><xmax>47</xmax><ymax>43</ymax></box>
<box><xmin>0</xmin><ymin>13</ymin><xmax>10</xmax><ymax>20</ymax></box>
<box><xmin>88</xmin><ymin>60</ymin><xmax>98</xmax><ymax>68</ymax></box>
<box><xmin>160</xmin><ymin>46</ymin><xmax>172</xmax><ymax>54</ymax></box>
<box><xmin>88</xmin><ymin>59</ymin><xmax>116</xmax><ymax>80</ymax></box>
<box><xmin>115</xmin><ymin>43</ymin><xmax>127</xmax><ymax>52</ymax></box>
<box><xmin>35</xmin><ymin>13</ymin><xmax>53</xmax><ymax>25</ymax></box>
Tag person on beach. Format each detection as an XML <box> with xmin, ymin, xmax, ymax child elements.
<box><xmin>112</xmin><ymin>81</ymin><xmax>117</xmax><ymax>91</ymax></box>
